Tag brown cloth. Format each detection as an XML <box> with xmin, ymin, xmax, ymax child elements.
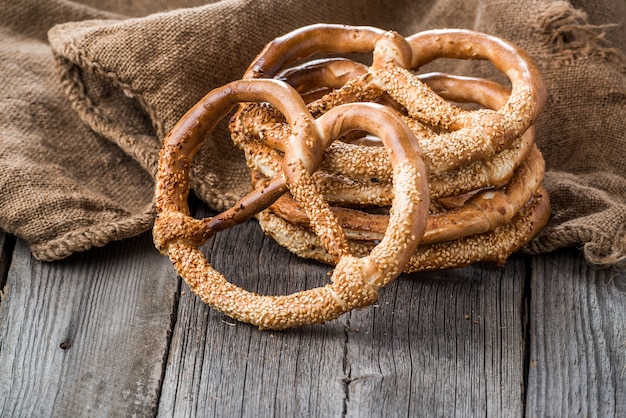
<box><xmin>1</xmin><ymin>0</ymin><xmax>624</xmax><ymax>267</ymax></box>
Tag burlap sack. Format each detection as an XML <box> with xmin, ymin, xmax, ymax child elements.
<box><xmin>1</xmin><ymin>0</ymin><xmax>624</xmax><ymax>266</ymax></box>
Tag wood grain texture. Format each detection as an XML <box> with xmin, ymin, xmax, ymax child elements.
<box><xmin>344</xmin><ymin>258</ymin><xmax>527</xmax><ymax>418</ymax></box>
<box><xmin>5</xmin><ymin>216</ymin><xmax>619</xmax><ymax>417</ymax></box>
<box><xmin>157</xmin><ymin>218</ymin><xmax>348</xmax><ymax>417</ymax></box>
<box><xmin>0</xmin><ymin>233</ymin><xmax>178</xmax><ymax>418</ymax></box>
<box><xmin>526</xmin><ymin>250</ymin><xmax>626</xmax><ymax>417</ymax></box>
<box><xmin>157</xmin><ymin>210</ymin><xmax>528</xmax><ymax>417</ymax></box>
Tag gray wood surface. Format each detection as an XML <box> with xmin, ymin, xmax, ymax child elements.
<box><xmin>157</xmin><ymin>212</ymin><xmax>525</xmax><ymax>417</ymax></box>
<box><xmin>1</xmin><ymin>218</ymin><xmax>624</xmax><ymax>417</ymax></box>
<box><xmin>158</xmin><ymin>219</ymin><xmax>349</xmax><ymax>418</ymax></box>
<box><xmin>344</xmin><ymin>261</ymin><xmax>526</xmax><ymax>418</ymax></box>
<box><xmin>0</xmin><ymin>233</ymin><xmax>178</xmax><ymax>417</ymax></box>
<box><xmin>526</xmin><ymin>251</ymin><xmax>626</xmax><ymax>418</ymax></box>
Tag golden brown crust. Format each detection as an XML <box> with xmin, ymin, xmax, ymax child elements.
<box><xmin>256</xmin><ymin>186</ymin><xmax>551</xmax><ymax>272</ymax></box>
<box><xmin>154</xmin><ymin>78</ymin><xmax>431</xmax><ymax>329</ymax></box>
<box><xmin>154</xmin><ymin>24</ymin><xmax>550</xmax><ymax>329</ymax></box>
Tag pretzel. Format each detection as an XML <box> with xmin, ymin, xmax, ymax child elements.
<box><xmin>153</xmin><ymin>78</ymin><xmax>430</xmax><ymax>330</ymax></box>
<box><xmin>257</xmin><ymin>185</ymin><xmax>550</xmax><ymax>271</ymax></box>
<box><xmin>260</xmin><ymin>68</ymin><xmax>544</xmax><ymax>245</ymax></box>
<box><xmin>155</xmin><ymin>24</ymin><xmax>550</xmax><ymax>329</ymax></box>
<box><xmin>227</xmin><ymin>24</ymin><xmax>549</xmax><ymax>274</ymax></box>
<box><xmin>238</xmin><ymin>24</ymin><xmax>547</xmax><ymax>174</ymax></box>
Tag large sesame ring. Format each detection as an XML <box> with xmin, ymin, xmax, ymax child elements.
<box><xmin>153</xmin><ymin>78</ymin><xmax>430</xmax><ymax>329</ymax></box>
<box><xmin>257</xmin><ymin>185</ymin><xmax>551</xmax><ymax>271</ymax></box>
<box><xmin>238</xmin><ymin>24</ymin><xmax>547</xmax><ymax>175</ymax></box>
<box><xmin>228</xmin><ymin>25</ymin><xmax>549</xmax><ymax>273</ymax></box>
<box><xmin>265</xmin><ymin>72</ymin><xmax>544</xmax><ymax>245</ymax></box>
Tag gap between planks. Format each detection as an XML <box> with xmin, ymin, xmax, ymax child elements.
<box><xmin>156</xmin><ymin>211</ymin><xmax>528</xmax><ymax>417</ymax></box>
<box><xmin>7</xmin><ymin>222</ymin><xmax>622</xmax><ymax>417</ymax></box>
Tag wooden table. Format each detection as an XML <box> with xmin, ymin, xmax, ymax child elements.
<box><xmin>1</xmin><ymin>214</ymin><xmax>625</xmax><ymax>417</ymax></box>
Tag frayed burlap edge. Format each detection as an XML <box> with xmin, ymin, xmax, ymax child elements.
<box><xmin>29</xmin><ymin>37</ymin><xmax>160</xmax><ymax>261</ymax></box>
<box><xmin>521</xmin><ymin>1</ymin><xmax>626</xmax><ymax>268</ymax></box>
<box><xmin>51</xmin><ymin>26</ymin><xmax>161</xmax><ymax>176</ymax></box>
<box><xmin>526</xmin><ymin>223</ymin><xmax>626</xmax><ymax>268</ymax></box>
<box><xmin>533</xmin><ymin>1</ymin><xmax>626</xmax><ymax>68</ymax></box>
<box><xmin>30</xmin><ymin>205</ymin><xmax>155</xmax><ymax>261</ymax></box>
<box><xmin>49</xmin><ymin>20</ymin><xmax>246</xmax><ymax>215</ymax></box>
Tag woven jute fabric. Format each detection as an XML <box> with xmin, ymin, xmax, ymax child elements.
<box><xmin>1</xmin><ymin>0</ymin><xmax>624</xmax><ymax>266</ymax></box>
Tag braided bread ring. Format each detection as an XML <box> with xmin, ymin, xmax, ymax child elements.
<box><xmin>154</xmin><ymin>79</ymin><xmax>430</xmax><ymax>329</ymax></box>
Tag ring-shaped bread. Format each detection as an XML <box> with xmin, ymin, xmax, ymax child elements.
<box><xmin>153</xmin><ymin>78</ymin><xmax>430</xmax><ymax>329</ymax></box>
<box><xmin>238</xmin><ymin>24</ymin><xmax>547</xmax><ymax>175</ymax></box>
<box><xmin>259</xmin><ymin>71</ymin><xmax>544</xmax><ymax>246</ymax></box>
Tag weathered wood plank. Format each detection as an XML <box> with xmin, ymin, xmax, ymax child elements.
<box><xmin>526</xmin><ymin>250</ymin><xmax>626</xmax><ymax>417</ymax></box>
<box><xmin>157</xmin><ymin>208</ymin><xmax>528</xmax><ymax>417</ymax></box>
<box><xmin>157</xmin><ymin>218</ymin><xmax>348</xmax><ymax>417</ymax></box>
<box><xmin>0</xmin><ymin>233</ymin><xmax>178</xmax><ymax>417</ymax></box>
<box><xmin>344</xmin><ymin>258</ymin><xmax>527</xmax><ymax>417</ymax></box>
